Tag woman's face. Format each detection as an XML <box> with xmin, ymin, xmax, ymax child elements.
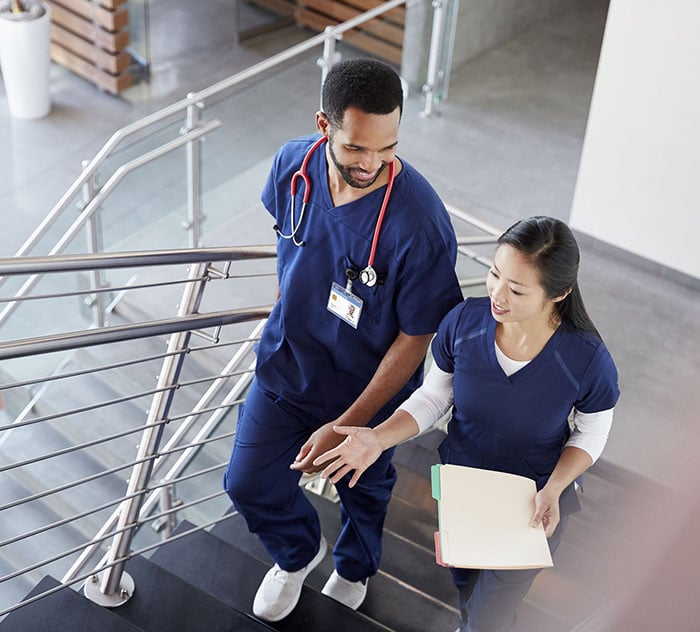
<box><xmin>486</xmin><ymin>244</ymin><xmax>557</xmax><ymax>327</ymax></box>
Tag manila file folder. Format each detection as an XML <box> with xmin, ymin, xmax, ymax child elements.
<box><xmin>431</xmin><ymin>464</ymin><xmax>553</xmax><ymax>570</ymax></box>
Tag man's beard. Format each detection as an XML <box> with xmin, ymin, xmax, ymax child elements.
<box><xmin>327</xmin><ymin>135</ymin><xmax>387</xmax><ymax>189</ymax></box>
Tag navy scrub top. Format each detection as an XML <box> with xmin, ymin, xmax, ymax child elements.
<box><xmin>256</xmin><ymin>134</ymin><xmax>463</xmax><ymax>423</ymax></box>
<box><xmin>432</xmin><ymin>296</ymin><xmax>620</xmax><ymax>494</ymax></box>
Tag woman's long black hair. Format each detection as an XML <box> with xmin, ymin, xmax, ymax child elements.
<box><xmin>498</xmin><ymin>216</ymin><xmax>600</xmax><ymax>338</ymax></box>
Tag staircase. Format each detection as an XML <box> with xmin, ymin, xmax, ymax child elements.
<box><xmin>0</xmin><ymin>430</ymin><xmax>460</xmax><ymax>632</ymax></box>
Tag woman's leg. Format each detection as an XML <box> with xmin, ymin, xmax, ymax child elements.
<box><xmin>455</xmin><ymin>516</ymin><xmax>569</xmax><ymax>632</ymax></box>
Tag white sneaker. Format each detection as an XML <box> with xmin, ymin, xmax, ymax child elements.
<box><xmin>252</xmin><ymin>537</ymin><xmax>328</xmax><ymax>622</ymax></box>
<box><xmin>321</xmin><ymin>570</ymin><xmax>368</xmax><ymax>610</ymax></box>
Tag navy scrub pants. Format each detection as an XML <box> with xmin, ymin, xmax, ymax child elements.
<box><xmin>223</xmin><ymin>378</ymin><xmax>397</xmax><ymax>581</ymax></box>
<box><xmin>453</xmin><ymin>514</ymin><xmax>569</xmax><ymax>632</ymax></box>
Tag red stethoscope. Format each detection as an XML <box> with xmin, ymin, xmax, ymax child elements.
<box><xmin>274</xmin><ymin>136</ymin><xmax>396</xmax><ymax>288</ymax></box>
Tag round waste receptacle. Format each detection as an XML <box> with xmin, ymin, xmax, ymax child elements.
<box><xmin>0</xmin><ymin>2</ymin><xmax>51</xmax><ymax>120</ymax></box>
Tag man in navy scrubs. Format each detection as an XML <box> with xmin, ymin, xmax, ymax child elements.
<box><xmin>223</xmin><ymin>58</ymin><xmax>463</xmax><ymax>622</ymax></box>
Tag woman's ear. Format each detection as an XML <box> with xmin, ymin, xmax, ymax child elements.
<box><xmin>552</xmin><ymin>288</ymin><xmax>573</xmax><ymax>303</ymax></box>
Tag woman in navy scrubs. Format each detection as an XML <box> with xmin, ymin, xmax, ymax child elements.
<box><xmin>316</xmin><ymin>216</ymin><xmax>620</xmax><ymax>632</ymax></box>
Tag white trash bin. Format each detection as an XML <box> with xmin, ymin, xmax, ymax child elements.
<box><xmin>0</xmin><ymin>2</ymin><xmax>51</xmax><ymax>120</ymax></box>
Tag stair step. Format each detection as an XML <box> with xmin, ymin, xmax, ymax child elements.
<box><xmin>211</xmin><ymin>491</ymin><xmax>459</xmax><ymax>631</ymax></box>
<box><xmin>391</xmin><ymin>463</ymin><xmax>436</xmax><ymax>514</ymax></box>
<box><xmin>149</xmin><ymin>521</ymin><xmax>387</xmax><ymax>632</ymax></box>
<box><xmin>384</xmin><ymin>492</ymin><xmax>438</xmax><ymax>552</ymax></box>
<box><xmin>0</xmin><ymin>575</ymin><xmax>144</xmax><ymax>632</ymax></box>
<box><xmin>114</xmin><ymin>554</ymin><xmax>267</xmax><ymax>631</ymax></box>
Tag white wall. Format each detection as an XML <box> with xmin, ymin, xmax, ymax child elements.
<box><xmin>570</xmin><ymin>0</ymin><xmax>700</xmax><ymax>279</ymax></box>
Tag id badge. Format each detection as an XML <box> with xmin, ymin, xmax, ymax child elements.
<box><xmin>327</xmin><ymin>281</ymin><xmax>363</xmax><ymax>329</ymax></box>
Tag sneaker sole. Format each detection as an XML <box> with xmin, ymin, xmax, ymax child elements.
<box><xmin>254</xmin><ymin>536</ymin><xmax>328</xmax><ymax>622</ymax></box>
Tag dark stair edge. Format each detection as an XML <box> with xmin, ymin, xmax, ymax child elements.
<box><xmin>114</xmin><ymin>554</ymin><xmax>271</xmax><ymax>632</ymax></box>
<box><xmin>211</xmin><ymin>490</ymin><xmax>455</xmax><ymax>607</ymax></box>
<box><xmin>210</xmin><ymin>498</ymin><xmax>459</xmax><ymax>631</ymax></box>
<box><xmin>0</xmin><ymin>575</ymin><xmax>144</xmax><ymax>632</ymax></box>
<box><xmin>149</xmin><ymin>521</ymin><xmax>392</xmax><ymax>632</ymax></box>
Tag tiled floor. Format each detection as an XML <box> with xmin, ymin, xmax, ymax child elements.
<box><xmin>2</xmin><ymin>0</ymin><xmax>699</xmax><ymax>629</ymax></box>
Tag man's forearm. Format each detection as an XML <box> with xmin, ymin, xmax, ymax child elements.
<box><xmin>334</xmin><ymin>330</ymin><xmax>433</xmax><ymax>427</ymax></box>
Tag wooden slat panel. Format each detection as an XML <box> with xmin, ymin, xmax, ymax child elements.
<box><xmin>343</xmin><ymin>29</ymin><xmax>402</xmax><ymax>66</ymax></box>
<box><xmin>300</xmin><ymin>0</ymin><xmax>403</xmax><ymax>46</ymax></box>
<box><xmin>296</xmin><ymin>7</ymin><xmax>401</xmax><ymax>65</ymax></box>
<box><xmin>249</xmin><ymin>0</ymin><xmax>295</xmax><ymax>16</ymax></box>
<box><xmin>48</xmin><ymin>2</ymin><xmax>129</xmax><ymax>53</ymax></box>
<box><xmin>50</xmin><ymin>23</ymin><xmax>130</xmax><ymax>73</ymax></box>
<box><xmin>96</xmin><ymin>0</ymin><xmax>127</xmax><ymax>9</ymax></box>
<box><xmin>341</xmin><ymin>0</ymin><xmax>405</xmax><ymax>25</ymax></box>
<box><xmin>51</xmin><ymin>0</ymin><xmax>128</xmax><ymax>32</ymax></box>
<box><xmin>50</xmin><ymin>43</ymin><xmax>132</xmax><ymax>94</ymax></box>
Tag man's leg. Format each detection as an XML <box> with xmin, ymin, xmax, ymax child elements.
<box><xmin>223</xmin><ymin>379</ymin><xmax>321</xmax><ymax>569</ymax></box>
<box><xmin>223</xmin><ymin>380</ymin><xmax>327</xmax><ymax>621</ymax></box>
<box><xmin>321</xmin><ymin>448</ymin><xmax>396</xmax><ymax>608</ymax></box>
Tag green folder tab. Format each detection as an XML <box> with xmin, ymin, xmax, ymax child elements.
<box><xmin>431</xmin><ymin>463</ymin><xmax>442</xmax><ymax>500</ymax></box>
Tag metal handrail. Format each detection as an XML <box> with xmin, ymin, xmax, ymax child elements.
<box><xmin>0</xmin><ymin>246</ymin><xmax>276</xmax><ymax>276</ymax></box>
<box><xmin>0</xmin><ymin>120</ymin><xmax>221</xmax><ymax>326</ymax></box>
<box><xmin>0</xmin><ymin>0</ymin><xmax>411</xmax><ymax>278</ymax></box>
<box><xmin>0</xmin><ymin>244</ymin><xmax>273</xmax><ymax>614</ymax></box>
<box><xmin>0</xmin><ymin>307</ymin><xmax>272</xmax><ymax>360</ymax></box>
<box><xmin>0</xmin><ymin>3</ymin><xmax>483</xmax><ymax>614</ymax></box>
<box><xmin>0</xmin><ymin>210</ymin><xmax>496</xmax><ymax>619</ymax></box>
<box><xmin>0</xmin><ymin>334</ymin><xmax>259</xmax><ymax>393</ymax></box>
<box><xmin>61</xmin><ymin>325</ymin><xmax>263</xmax><ymax>585</ymax></box>
<box><xmin>0</xmin><ymin>0</ymin><xmax>459</xmax><ymax>334</ymax></box>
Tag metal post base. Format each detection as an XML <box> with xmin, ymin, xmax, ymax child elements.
<box><xmin>304</xmin><ymin>474</ymin><xmax>340</xmax><ymax>503</ymax></box>
<box><xmin>83</xmin><ymin>570</ymin><xmax>135</xmax><ymax>607</ymax></box>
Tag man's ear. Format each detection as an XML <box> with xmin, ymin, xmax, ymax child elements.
<box><xmin>316</xmin><ymin>111</ymin><xmax>330</xmax><ymax>135</ymax></box>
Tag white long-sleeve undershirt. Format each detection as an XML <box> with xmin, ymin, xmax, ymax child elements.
<box><xmin>398</xmin><ymin>353</ymin><xmax>614</xmax><ymax>463</ymax></box>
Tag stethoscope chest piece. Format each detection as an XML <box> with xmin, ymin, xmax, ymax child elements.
<box><xmin>359</xmin><ymin>265</ymin><xmax>378</xmax><ymax>287</ymax></box>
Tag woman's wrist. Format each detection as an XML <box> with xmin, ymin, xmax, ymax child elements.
<box><xmin>373</xmin><ymin>411</ymin><xmax>420</xmax><ymax>451</ymax></box>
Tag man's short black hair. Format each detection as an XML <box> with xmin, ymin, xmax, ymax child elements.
<box><xmin>321</xmin><ymin>58</ymin><xmax>403</xmax><ymax>128</ymax></box>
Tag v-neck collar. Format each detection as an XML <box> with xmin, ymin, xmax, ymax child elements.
<box><xmin>487</xmin><ymin>318</ymin><xmax>563</xmax><ymax>383</ymax></box>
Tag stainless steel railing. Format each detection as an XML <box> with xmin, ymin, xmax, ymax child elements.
<box><xmin>0</xmin><ymin>0</ymin><xmax>485</xmax><ymax>617</ymax></box>
<box><xmin>0</xmin><ymin>208</ymin><xmax>499</xmax><ymax>620</ymax></box>
<box><xmin>0</xmin><ymin>0</ymin><xmax>457</xmax><ymax>333</ymax></box>
<box><xmin>0</xmin><ymin>246</ymin><xmax>276</xmax><ymax>616</ymax></box>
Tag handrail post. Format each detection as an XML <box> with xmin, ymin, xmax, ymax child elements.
<box><xmin>83</xmin><ymin>262</ymin><xmax>209</xmax><ymax>607</ymax></box>
<box><xmin>80</xmin><ymin>160</ymin><xmax>108</xmax><ymax>328</ymax></box>
<box><xmin>183</xmin><ymin>95</ymin><xmax>205</xmax><ymax>248</ymax></box>
<box><xmin>317</xmin><ymin>26</ymin><xmax>341</xmax><ymax>109</ymax></box>
<box><xmin>421</xmin><ymin>0</ymin><xmax>448</xmax><ymax>118</ymax></box>
<box><xmin>152</xmin><ymin>481</ymin><xmax>180</xmax><ymax>540</ymax></box>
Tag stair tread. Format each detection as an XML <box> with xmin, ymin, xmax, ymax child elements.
<box><xmin>385</xmin><ymin>493</ymin><xmax>438</xmax><ymax>551</ymax></box>
<box><xmin>115</xmin><ymin>554</ymin><xmax>269</xmax><ymax>631</ymax></box>
<box><xmin>0</xmin><ymin>575</ymin><xmax>144</xmax><ymax>632</ymax></box>
<box><xmin>211</xmin><ymin>491</ymin><xmax>459</xmax><ymax>631</ymax></box>
<box><xmin>149</xmin><ymin>521</ymin><xmax>388</xmax><ymax>631</ymax></box>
